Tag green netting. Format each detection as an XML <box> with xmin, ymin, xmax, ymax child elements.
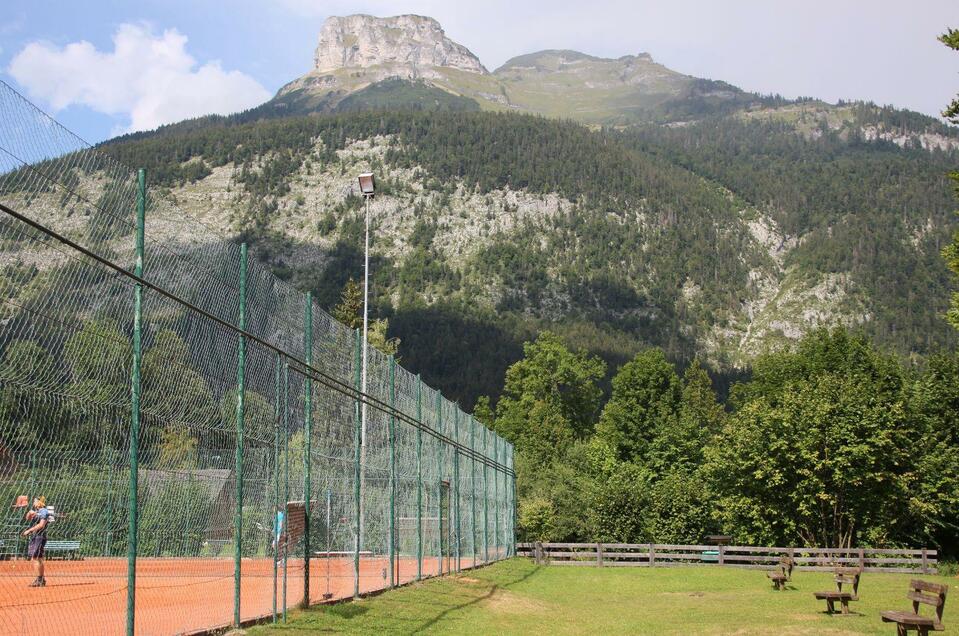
<box><xmin>0</xmin><ymin>80</ymin><xmax>514</xmax><ymax>635</ymax></box>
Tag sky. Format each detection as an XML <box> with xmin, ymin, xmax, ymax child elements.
<box><xmin>2</xmin><ymin>0</ymin><xmax>958</xmax><ymax>143</ymax></box>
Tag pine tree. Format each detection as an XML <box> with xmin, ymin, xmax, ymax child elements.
<box><xmin>332</xmin><ymin>278</ymin><xmax>362</xmax><ymax>329</ymax></box>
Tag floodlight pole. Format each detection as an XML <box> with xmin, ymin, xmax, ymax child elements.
<box><xmin>356</xmin><ymin>173</ymin><xmax>374</xmax><ymax>556</ymax></box>
<box><xmin>361</xmin><ymin>192</ymin><xmax>371</xmax><ymax>420</ymax></box>
<box><xmin>359</xmin><ymin>190</ymin><xmax>371</xmax><ymax>558</ymax></box>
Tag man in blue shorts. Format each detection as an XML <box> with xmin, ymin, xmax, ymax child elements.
<box><xmin>22</xmin><ymin>496</ymin><xmax>49</xmax><ymax>588</ymax></box>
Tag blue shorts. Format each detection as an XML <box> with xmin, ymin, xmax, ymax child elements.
<box><xmin>27</xmin><ymin>534</ymin><xmax>46</xmax><ymax>559</ymax></box>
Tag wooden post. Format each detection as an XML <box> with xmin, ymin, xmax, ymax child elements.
<box><xmin>649</xmin><ymin>544</ymin><xmax>656</xmax><ymax>567</ymax></box>
<box><xmin>858</xmin><ymin>548</ymin><xmax>865</xmax><ymax>571</ymax></box>
<box><xmin>534</xmin><ymin>541</ymin><xmax>543</xmax><ymax>565</ymax></box>
<box><xmin>921</xmin><ymin>549</ymin><xmax>928</xmax><ymax>574</ymax></box>
<box><xmin>596</xmin><ymin>543</ymin><xmax>603</xmax><ymax>567</ymax></box>
<box><xmin>718</xmin><ymin>545</ymin><xmax>725</xmax><ymax>566</ymax></box>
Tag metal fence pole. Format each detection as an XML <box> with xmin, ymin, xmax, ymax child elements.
<box><xmin>302</xmin><ymin>293</ymin><xmax>313</xmax><ymax>608</ymax></box>
<box><xmin>470</xmin><ymin>417</ymin><xmax>477</xmax><ymax>569</ymax></box>
<box><xmin>233</xmin><ymin>242</ymin><xmax>247</xmax><ymax>628</ymax></box>
<box><xmin>453</xmin><ymin>408</ymin><xmax>460</xmax><ymax>573</ymax></box>
<box><xmin>272</xmin><ymin>355</ymin><xmax>280</xmax><ymax>623</ymax></box>
<box><xmin>282</xmin><ymin>363</ymin><xmax>290</xmax><ymax>621</ymax></box>
<box><xmin>126</xmin><ymin>168</ymin><xmax>145</xmax><ymax>636</ymax></box>
<box><xmin>511</xmin><ymin>444</ymin><xmax>517</xmax><ymax>557</ymax></box>
<box><xmin>483</xmin><ymin>425</ymin><xmax>489</xmax><ymax>564</ymax></box>
<box><xmin>416</xmin><ymin>375</ymin><xmax>423</xmax><ymax>581</ymax></box>
<box><xmin>353</xmin><ymin>328</ymin><xmax>362</xmax><ymax>598</ymax></box>
<box><xmin>494</xmin><ymin>434</ymin><xmax>499</xmax><ymax>560</ymax></box>
<box><xmin>435</xmin><ymin>392</ymin><xmax>442</xmax><ymax>576</ymax></box>
<box><xmin>388</xmin><ymin>357</ymin><xmax>396</xmax><ymax>587</ymax></box>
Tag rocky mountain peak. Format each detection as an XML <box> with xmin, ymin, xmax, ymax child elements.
<box><xmin>313</xmin><ymin>14</ymin><xmax>488</xmax><ymax>77</ymax></box>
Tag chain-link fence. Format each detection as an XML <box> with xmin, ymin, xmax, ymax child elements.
<box><xmin>0</xmin><ymin>80</ymin><xmax>515</xmax><ymax>635</ymax></box>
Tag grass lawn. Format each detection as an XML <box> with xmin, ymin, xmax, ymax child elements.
<box><xmin>249</xmin><ymin>558</ymin><xmax>955</xmax><ymax>635</ymax></box>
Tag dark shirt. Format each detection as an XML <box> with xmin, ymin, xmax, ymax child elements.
<box><xmin>31</xmin><ymin>508</ymin><xmax>49</xmax><ymax>536</ymax></box>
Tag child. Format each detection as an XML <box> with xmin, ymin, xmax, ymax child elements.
<box><xmin>22</xmin><ymin>496</ymin><xmax>49</xmax><ymax>588</ymax></box>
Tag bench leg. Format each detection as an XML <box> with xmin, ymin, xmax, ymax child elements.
<box><xmin>825</xmin><ymin>599</ymin><xmax>834</xmax><ymax>614</ymax></box>
<box><xmin>897</xmin><ymin>624</ymin><xmax>906</xmax><ymax>636</ymax></box>
<box><xmin>840</xmin><ymin>599</ymin><xmax>848</xmax><ymax>615</ymax></box>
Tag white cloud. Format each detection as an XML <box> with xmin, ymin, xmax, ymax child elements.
<box><xmin>7</xmin><ymin>23</ymin><xmax>271</xmax><ymax>134</ymax></box>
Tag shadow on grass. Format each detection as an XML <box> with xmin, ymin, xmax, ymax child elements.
<box><xmin>410</xmin><ymin>562</ymin><xmax>545</xmax><ymax>633</ymax></box>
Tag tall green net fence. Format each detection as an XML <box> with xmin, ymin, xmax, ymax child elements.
<box><xmin>0</xmin><ymin>80</ymin><xmax>515</xmax><ymax>635</ymax></box>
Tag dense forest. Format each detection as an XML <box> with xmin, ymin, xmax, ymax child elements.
<box><xmin>100</xmin><ymin>105</ymin><xmax>959</xmax><ymax>406</ymax></box>
<box><xmin>490</xmin><ymin>327</ymin><xmax>959</xmax><ymax>559</ymax></box>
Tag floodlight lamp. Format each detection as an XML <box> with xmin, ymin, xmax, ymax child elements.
<box><xmin>357</xmin><ymin>172</ymin><xmax>375</xmax><ymax>197</ymax></box>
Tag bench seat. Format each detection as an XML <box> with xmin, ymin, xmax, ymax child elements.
<box><xmin>815</xmin><ymin>590</ymin><xmax>858</xmax><ymax>615</ymax></box>
<box><xmin>880</xmin><ymin>610</ymin><xmax>940</xmax><ymax>629</ymax></box>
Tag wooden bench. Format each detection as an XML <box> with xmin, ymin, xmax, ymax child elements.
<box><xmin>766</xmin><ymin>555</ymin><xmax>795</xmax><ymax>591</ymax></box>
<box><xmin>814</xmin><ymin>567</ymin><xmax>862</xmax><ymax>615</ymax></box>
<box><xmin>45</xmin><ymin>540</ymin><xmax>81</xmax><ymax>560</ymax></box>
<box><xmin>881</xmin><ymin>579</ymin><xmax>948</xmax><ymax>635</ymax></box>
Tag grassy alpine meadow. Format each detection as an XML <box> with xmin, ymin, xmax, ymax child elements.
<box><xmin>249</xmin><ymin>558</ymin><xmax>955</xmax><ymax>635</ymax></box>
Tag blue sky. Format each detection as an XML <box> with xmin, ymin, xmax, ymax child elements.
<box><xmin>2</xmin><ymin>0</ymin><xmax>958</xmax><ymax>143</ymax></box>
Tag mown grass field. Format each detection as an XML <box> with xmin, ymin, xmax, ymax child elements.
<box><xmin>249</xmin><ymin>558</ymin><xmax>955</xmax><ymax>635</ymax></box>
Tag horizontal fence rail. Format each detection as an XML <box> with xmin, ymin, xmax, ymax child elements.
<box><xmin>518</xmin><ymin>543</ymin><xmax>938</xmax><ymax>574</ymax></box>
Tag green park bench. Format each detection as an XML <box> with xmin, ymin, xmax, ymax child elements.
<box><xmin>45</xmin><ymin>540</ymin><xmax>82</xmax><ymax>560</ymax></box>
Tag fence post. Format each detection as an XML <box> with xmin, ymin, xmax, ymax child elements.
<box><xmin>435</xmin><ymin>392</ymin><xmax>442</xmax><ymax>576</ymax></box>
<box><xmin>302</xmin><ymin>293</ymin><xmax>312</xmax><ymax>608</ymax></box>
<box><xmin>494</xmin><ymin>435</ymin><xmax>500</xmax><ymax>560</ymax></box>
<box><xmin>597</xmin><ymin>543</ymin><xmax>603</xmax><ymax>567</ymax></box>
<box><xmin>353</xmin><ymin>328</ymin><xmax>362</xmax><ymax>598</ymax></box>
<box><xmin>718</xmin><ymin>545</ymin><xmax>725</xmax><ymax>566</ymax></box>
<box><xmin>388</xmin><ymin>357</ymin><xmax>396</xmax><ymax>587</ymax></box>
<box><xmin>233</xmin><ymin>242</ymin><xmax>247</xmax><ymax>628</ymax></box>
<box><xmin>470</xmin><ymin>417</ymin><xmax>477</xmax><ymax>569</ymax></box>
<box><xmin>126</xmin><ymin>168</ymin><xmax>146</xmax><ymax>636</ymax></box>
<box><xmin>921</xmin><ymin>548</ymin><xmax>928</xmax><ymax>574</ymax></box>
<box><xmin>282</xmin><ymin>363</ymin><xmax>290</xmax><ymax>621</ymax></box>
<box><xmin>483</xmin><ymin>425</ymin><xmax>489</xmax><ymax>564</ymax></box>
<box><xmin>649</xmin><ymin>544</ymin><xmax>656</xmax><ymax>567</ymax></box>
<box><xmin>511</xmin><ymin>449</ymin><xmax>517</xmax><ymax>558</ymax></box>
<box><xmin>858</xmin><ymin>548</ymin><xmax>864</xmax><ymax>571</ymax></box>
<box><xmin>453</xmin><ymin>408</ymin><xmax>460</xmax><ymax>573</ymax></box>
<box><xmin>416</xmin><ymin>375</ymin><xmax>423</xmax><ymax>581</ymax></box>
<box><xmin>272</xmin><ymin>354</ymin><xmax>280</xmax><ymax>623</ymax></box>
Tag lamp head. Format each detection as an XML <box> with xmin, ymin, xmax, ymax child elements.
<box><xmin>357</xmin><ymin>172</ymin><xmax>375</xmax><ymax>197</ymax></box>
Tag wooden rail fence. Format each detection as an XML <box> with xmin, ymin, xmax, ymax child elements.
<box><xmin>517</xmin><ymin>543</ymin><xmax>937</xmax><ymax>574</ymax></box>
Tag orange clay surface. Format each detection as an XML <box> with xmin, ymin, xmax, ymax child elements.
<box><xmin>0</xmin><ymin>554</ymin><xmax>498</xmax><ymax>636</ymax></box>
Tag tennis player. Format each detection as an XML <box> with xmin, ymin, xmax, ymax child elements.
<box><xmin>22</xmin><ymin>496</ymin><xmax>49</xmax><ymax>588</ymax></box>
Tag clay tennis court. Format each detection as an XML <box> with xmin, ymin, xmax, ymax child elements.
<box><xmin>0</xmin><ymin>554</ymin><xmax>498</xmax><ymax>635</ymax></box>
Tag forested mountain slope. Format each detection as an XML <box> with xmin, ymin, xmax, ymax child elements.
<box><xmin>99</xmin><ymin>105</ymin><xmax>959</xmax><ymax>406</ymax></box>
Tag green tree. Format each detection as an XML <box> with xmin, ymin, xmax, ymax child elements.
<box><xmin>908</xmin><ymin>353</ymin><xmax>959</xmax><ymax>557</ymax></box>
<box><xmin>649</xmin><ymin>358</ymin><xmax>724</xmax><ymax>472</ymax></box>
<box><xmin>941</xmin><ymin>28</ymin><xmax>959</xmax><ymax>329</ymax></box>
<box><xmin>518</xmin><ymin>497</ymin><xmax>556</xmax><ymax>542</ymax></box>
<box><xmin>331</xmin><ymin>278</ymin><xmax>401</xmax><ymax>356</ymax></box>
<box><xmin>142</xmin><ymin>329</ymin><xmax>216</xmax><ymax>463</ymax></box>
<box><xmin>0</xmin><ymin>340</ymin><xmax>67</xmax><ymax>448</ymax></box>
<box><xmin>332</xmin><ymin>278</ymin><xmax>363</xmax><ymax>329</ymax></box>
<box><xmin>494</xmin><ymin>332</ymin><xmax>605</xmax><ymax>453</ymax></box>
<box><xmin>705</xmin><ymin>329</ymin><xmax>914</xmax><ymax>547</ymax></box>
<box><xmin>596</xmin><ymin>348</ymin><xmax>681</xmax><ymax>464</ymax></box>
<box><xmin>585</xmin><ymin>441</ymin><xmax>651</xmax><ymax>543</ymax></box>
